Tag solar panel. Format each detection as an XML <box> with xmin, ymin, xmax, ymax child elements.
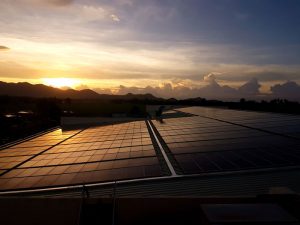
<box><xmin>1</xmin><ymin>107</ymin><xmax>299</xmax><ymax>192</ymax></box>
<box><xmin>179</xmin><ymin>107</ymin><xmax>300</xmax><ymax>139</ymax></box>
<box><xmin>152</xmin><ymin>108</ymin><xmax>300</xmax><ymax>175</ymax></box>
<box><xmin>0</xmin><ymin>121</ymin><xmax>165</xmax><ymax>191</ymax></box>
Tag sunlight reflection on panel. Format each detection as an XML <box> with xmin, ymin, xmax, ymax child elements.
<box><xmin>0</xmin><ymin>121</ymin><xmax>164</xmax><ymax>191</ymax></box>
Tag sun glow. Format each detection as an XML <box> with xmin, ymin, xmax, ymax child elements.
<box><xmin>42</xmin><ymin>78</ymin><xmax>81</xmax><ymax>89</ymax></box>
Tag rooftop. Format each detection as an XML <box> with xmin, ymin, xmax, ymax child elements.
<box><xmin>0</xmin><ymin>106</ymin><xmax>300</xmax><ymax>197</ymax></box>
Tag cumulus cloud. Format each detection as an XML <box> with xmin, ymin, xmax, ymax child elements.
<box><xmin>0</xmin><ymin>46</ymin><xmax>9</xmax><ymax>51</ymax></box>
<box><xmin>112</xmin><ymin>75</ymin><xmax>300</xmax><ymax>101</ymax></box>
<box><xmin>75</xmin><ymin>83</ymin><xmax>112</xmax><ymax>95</ymax></box>
<box><xmin>270</xmin><ymin>81</ymin><xmax>300</xmax><ymax>100</ymax></box>
<box><xmin>198</xmin><ymin>80</ymin><xmax>237</xmax><ymax>99</ymax></box>
<box><xmin>238</xmin><ymin>78</ymin><xmax>261</xmax><ymax>95</ymax></box>
<box><xmin>93</xmin><ymin>88</ymin><xmax>113</xmax><ymax>95</ymax></box>
<box><xmin>203</xmin><ymin>73</ymin><xmax>217</xmax><ymax>83</ymax></box>
<box><xmin>115</xmin><ymin>76</ymin><xmax>239</xmax><ymax>100</ymax></box>
<box><xmin>75</xmin><ymin>84</ymin><xmax>89</xmax><ymax>90</ymax></box>
<box><xmin>111</xmin><ymin>14</ymin><xmax>120</xmax><ymax>22</ymax></box>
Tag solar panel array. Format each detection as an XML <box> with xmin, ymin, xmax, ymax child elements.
<box><xmin>180</xmin><ymin>107</ymin><xmax>300</xmax><ymax>139</ymax></box>
<box><xmin>1</xmin><ymin>106</ymin><xmax>300</xmax><ymax>192</ymax></box>
<box><xmin>0</xmin><ymin>130</ymin><xmax>78</xmax><ymax>173</ymax></box>
<box><xmin>0</xmin><ymin>121</ymin><xmax>163</xmax><ymax>191</ymax></box>
<box><xmin>152</xmin><ymin>108</ymin><xmax>300</xmax><ymax>175</ymax></box>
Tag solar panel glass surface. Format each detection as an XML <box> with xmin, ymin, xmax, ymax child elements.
<box><xmin>0</xmin><ymin>121</ymin><xmax>163</xmax><ymax>191</ymax></box>
<box><xmin>152</xmin><ymin>108</ymin><xmax>300</xmax><ymax>175</ymax></box>
<box><xmin>179</xmin><ymin>107</ymin><xmax>300</xmax><ymax>139</ymax></box>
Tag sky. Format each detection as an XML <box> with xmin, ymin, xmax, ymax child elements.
<box><xmin>0</xmin><ymin>0</ymin><xmax>300</xmax><ymax>99</ymax></box>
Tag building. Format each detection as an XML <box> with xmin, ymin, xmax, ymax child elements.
<box><xmin>1</xmin><ymin>106</ymin><xmax>300</xmax><ymax>224</ymax></box>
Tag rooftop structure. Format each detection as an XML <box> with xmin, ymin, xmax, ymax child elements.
<box><xmin>0</xmin><ymin>107</ymin><xmax>300</xmax><ymax>197</ymax></box>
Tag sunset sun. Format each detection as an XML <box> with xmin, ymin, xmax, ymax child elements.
<box><xmin>41</xmin><ymin>78</ymin><xmax>81</xmax><ymax>89</ymax></box>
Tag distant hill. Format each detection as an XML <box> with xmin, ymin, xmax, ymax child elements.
<box><xmin>0</xmin><ymin>81</ymin><xmax>160</xmax><ymax>100</ymax></box>
<box><xmin>116</xmin><ymin>93</ymin><xmax>163</xmax><ymax>101</ymax></box>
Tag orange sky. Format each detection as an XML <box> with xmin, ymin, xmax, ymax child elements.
<box><xmin>0</xmin><ymin>0</ymin><xmax>299</xmax><ymax>99</ymax></box>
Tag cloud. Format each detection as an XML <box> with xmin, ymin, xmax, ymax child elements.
<box><xmin>111</xmin><ymin>14</ymin><xmax>120</xmax><ymax>22</ymax></box>
<box><xmin>75</xmin><ymin>84</ymin><xmax>89</xmax><ymax>90</ymax></box>
<box><xmin>113</xmin><ymin>76</ymin><xmax>300</xmax><ymax>101</ymax></box>
<box><xmin>203</xmin><ymin>72</ymin><xmax>224</xmax><ymax>84</ymax></box>
<box><xmin>34</xmin><ymin>0</ymin><xmax>74</xmax><ymax>6</ymax></box>
<box><xmin>79</xmin><ymin>5</ymin><xmax>108</xmax><ymax>22</ymax></box>
<box><xmin>115</xmin><ymin>76</ymin><xmax>240</xmax><ymax>100</ymax></box>
<box><xmin>198</xmin><ymin>78</ymin><xmax>238</xmax><ymax>99</ymax></box>
<box><xmin>200</xmin><ymin>65</ymin><xmax>300</xmax><ymax>83</ymax></box>
<box><xmin>0</xmin><ymin>46</ymin><xmax>9</xmax><ymax>51</ymax></box>
<box><xmin>203</xmin><ymin>73</ymin><xmax>217</xmax><ymax>83</ymax></box>
<box><xmin>0</xmin><ymin>61</ymin><xmax>40</xmax><ymax>78</ymax></box>
<box><xmin>270</xmin><ymin>81</ymin><xmax>300</xmax><ymax>100</ymax></box>
<box><xmin>116</xmin><ymin>0</ymin><xmax>135</xmax><ymax>6</ymax></box>
<box><xmin>238</xmin><ymin>78</ymin><xmax>261</xmax><ymax>95</ymax></box>
<box><xmin>1</xmin><ymin>1</ymin><xmax>300</xmax><ymax>92</ymax></box>
<box><xmin>49</xmin><ymin>0</ymin><xmax>74</xmax><ymax>5</ymax></box>
<box><xmin>93</xmin><ymin>88</ymin><xmax>113</xmax><ymax>95</ymax></box>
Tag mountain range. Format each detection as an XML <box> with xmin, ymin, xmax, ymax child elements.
<box><xmin>0</xmin><ymin>81</ymin><xmax>160</xmax><ymax>100</ymax></box>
